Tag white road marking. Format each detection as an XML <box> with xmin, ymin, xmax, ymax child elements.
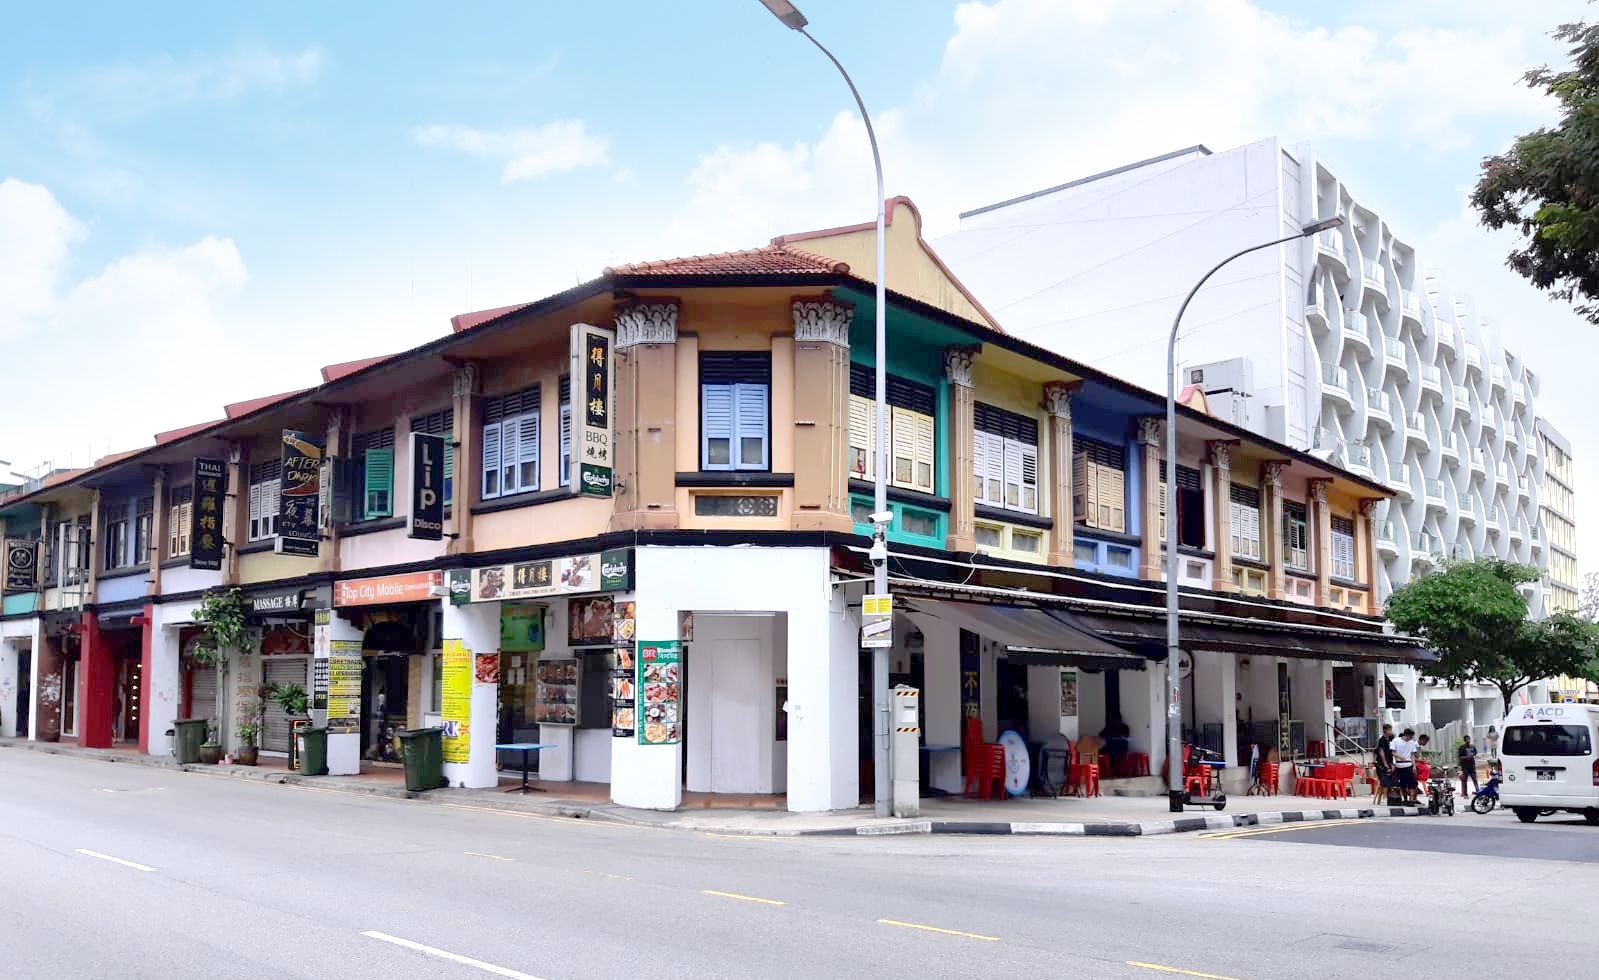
<box><xmin>362</xmin><ymin>931</ymin><xmax>548</xmax><ymax>980</ymax></box>
<box><xmin>74</xmin><ymin>848</ymin><xmax>155</xmax><ymax>872</ymax></box>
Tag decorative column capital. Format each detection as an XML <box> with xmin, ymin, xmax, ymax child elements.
<box><xmin>1262</xmin><ymin>462</ymin><xmax>1286</xmax><ymax>490</ymax></box>
<box><xmin>451</xmin><ymin>362</ymin><xmax>479</xmax><ymax>399</ymax></box>
<box><xmin>792</xmin><ymin>297</ymin><xmax>853</xmax><ymax>346</ymax></box>
<box><xmin>1359</xmin><ymin>498</ymin><xmax>1380</xmax><ymax>520</ymax></box>
<box><xmin>1207</xmin><ymin>440</ymin><xmax>1236</xmax><ymax>471</ymax></box>
<box><xmin>614</xmin><ymin>301</ymin><xmax>679</xmax><ymax>349</ymax></box>
<box><xmin>1137</xmin><ymin>416</ymin><xmax>1164</xmax><ymax>446</ymax></box>
<box><xmin>1309</xmin><ymin>479</ymin><xmax>1331</xmax><ymax>505</ymax></box>
<box><xmin>1043</xmin><ymin>382</ymin><xmax>1077</xmax><ymax>421</ymax></box>
<box><xmin>943</xmin><ymin>346</ymin><xmax>978</xmax><ymax>389</ymax></box>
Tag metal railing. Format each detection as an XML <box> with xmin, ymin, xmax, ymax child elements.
<box><xmin>1376</xmin><ymin>519</ymin><xmax>1395</xmax><ymax>543</ymax></box>
<box><xmin>1346</xmin><ymin>443</ymin><xmax>1372</xmax><ymax>470</ymax></box>
<box><xmin>1424</xmin><ymin>478</ymin><xmax>1445</xmax><ymax>500</ymax></box>
<box><xmin>1322</xmin><ymin>363</ymin><xmax>1350</xmax><ymax>392</ymax></box>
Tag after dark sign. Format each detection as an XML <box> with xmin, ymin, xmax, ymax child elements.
<box><xmin>3</xmin><ymin>539</ymin><xmax>37</xmax><ymax>592</ymax></box>
<box><xmin>278</xmin><ymin>430</ymin><xmax>323</xmax><ymax>557</ymax></box>
<box><xmin>408</xmin><ymin>431</ymin><xmax>445</xmax><ymax>541</ymax></box>
<box><xmin>190</xmin><ymin>458</ymin><xmax>227</xmax><ymax>571</ymax></box>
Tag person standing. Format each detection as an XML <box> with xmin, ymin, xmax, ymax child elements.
<box><xmin>1486</xmin><ymin>725</ymin><xmax>1500</xmax><ymax>762</ymax></box>
<box><xmin>1458</xmin><ymin>734</ymin><xmax>1480</xmax><ymax>797</ymax></box>
<box><xmin>1373</xmin><ymin>723</ymin><xmax>1396</xmax><ymax>803</ymax></box>
<box><xmin>1391</xmin><ymin>728</ymin><xmax>1420</xmax><ymax>804</ymax></box>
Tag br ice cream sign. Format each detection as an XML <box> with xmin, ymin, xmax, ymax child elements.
<box><xmin>570</xmin><ymin>323</ymin><xmax>614</xmax><ymax>498</ymax></box>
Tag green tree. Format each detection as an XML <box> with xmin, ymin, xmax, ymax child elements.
<box><xmin>1472</xmin><ymin>21</ymin><xmax>1599</xmax><ymax>324</ymax></box>
<box><xmin>1385</xmin><ymin>559</ymin><xmax>1599</xmax><ymax>707</ymax></box>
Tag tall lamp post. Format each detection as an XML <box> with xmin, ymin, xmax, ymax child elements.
<box><xmin>760</xmin><ymin>0</ymin><xmax>893</xmax><ymax>818</ymax></box>
<box><xmin>1164</xmin><ymin>215</ymin><xmax>1344</xmax><ymax>812</ymax></box>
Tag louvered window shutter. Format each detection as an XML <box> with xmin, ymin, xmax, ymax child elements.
<box><xmin>481</xmin><ymin>421</ymin><xmax>502</xmax><ymax>499</ymax></box>
<box><xmin>180</xmin><ymin>502</ymin><xmax>192</xmax><ymax>555</ymax></box>
<box><xmin>702</xmin><ymin>384</ymin><xmax>734</xmax><ymax>470</ymax></box>
<box><xmin>1019</xmin><ymin>442</ymin><xmax>1039</xmax><ymax>514</ymax></box>
<box><xmin>248</xmin><ymin>482</ymin><xmax>263</xmax><ymax>541</ymax></box>
<box><xmin>972</xmin><ymin>425</ymin><xmax>986</xmax><ymax>501</ymax></box>
<box><xmin>735</xmin><ymin>383</ymin><xmax>769</xmax><ymax>469</ymax></box>
<box><xmin>1002</xmin><ymin>438</ymin><xmax>1024</xmax><ymax>509</ymax></box>
<box><xmin>517</xmin><ymin>411</ymin><xmax>540</xmax><ymax>491</ymax></box>
<box><xmin>983</xmin><ymin>432</ymin><xmax>1005</xmax><ymax>506</ymax></box>
<box><xmin>913</xmin><ymin>412</ymin><xmax>935</xmax><ymax>493</ymax></box>
<box><xmin>849</xmin><ymin>394</ymin><xmax>874</xmax><ymax>480</ymax></box>
<box><xmin>500</xmin><ymin>416</ymin><xmax>521</xmax><ymax>494</ymax></box>
<box><xmin>559</xmin><ymin>401</ymin><xmax>572</xmax><ymax>488</ymax></box>
<box><xmin>443</xmin><ymin>441</ymin><xmax>454</xmax><ymax>505</ymax></box>
<box><xmin>890</xmin><ymin>408</ymin><xmax>917</xmax><ymax>489</ymax></box>
<box><xmin>267</xmin><ymin>478</ymin><xmax>280</xmax><ymax>536</ymax></box>
<box><xmin>1157</xmin><ymin>480</ymin><xmax>1168</xmax><ymax>540</ymax></box>
<box><xmin>1073</xmin><ymin>452</ymin><xmax>1091</xmax><ymax>525</ymax></box>
<box><xmin>363</xmin><ymin>448</ymin><xmax>394</xmax><ymax>519</ymax></box>
<box><xmin>1103</xmin><ymin>467</ymin><xmax>1125</xmax><ymax>532</ymax></box>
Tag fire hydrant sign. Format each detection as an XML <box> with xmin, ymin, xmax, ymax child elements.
<box><xmin>441</xmin><ymin>639</ymin><xmax>472</xmax><ymax>763</ymax></box>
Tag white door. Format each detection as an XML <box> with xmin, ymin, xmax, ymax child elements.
<box><xmin>709</xmin><ymin>638</ymin><xmax>767</xmax><ymax>795</ymax></box>
<box><xmin>261</xmin><ymin>657</ymin><xmax>308</xmax><ymax>754</ymax></box>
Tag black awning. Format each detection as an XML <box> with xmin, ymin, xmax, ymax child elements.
<box><xmin>1384</xmin><ymin>676</ymin><xmax>1408</xmax><ymax>708</ymax></box>
<box><xmin>899</xmin><ymin>597</ymin><xmax>1143</xmax><ymax>663</ymax></box>
<box><xmin>1058</xmin><ymin>610</ymin><xmax>1434</xmax><ymax>667</ymax></box>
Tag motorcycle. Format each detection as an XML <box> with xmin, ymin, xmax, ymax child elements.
<box><xmin>1426</xmin><ymin>766</ymin><xmax>1456</xmax><ymax>816</ymax></box>
<box><xmin>1470</xmin><ymin>772</ymin><xmax>1503</xmax><ymax>814</ymax></box>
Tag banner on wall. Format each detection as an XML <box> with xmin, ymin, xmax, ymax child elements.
<box><xmin>325</xmin><ymin>641</ymin><xmax>362</xmax><ymax>734</ymax></box>
<box><xmin>277</xmin><ymin>429</ymin><xmax>324</xmax><ymax>557</ymax></box>
<box><xmin>570</xmin><ymin>322</ymin><xmax>615</xmax><ymax>497</ymax></box>
<box><xmin>636</xmin><ymin>640</ymin><xmax>682</xmax><ymax>746</ymax></box>
<box><xmin>189</xmin><ymin>458</ymin><xmax>227</xmax><ymax>571</ymax></box>
<box><xmin>441</xmin><ymin>639</ymin><xmax>472</xmax><ymax>763</ymax></box>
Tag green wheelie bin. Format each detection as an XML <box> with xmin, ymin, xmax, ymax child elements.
<box><xmin>297</xmin><ymin>726</ymin><xmax>329</xmax><ymax>776</ymax></box>
<box><xmin>398</xmin><ymin>727</ymin><xmax>445</xmax><ymax>791</ymax></box>
<box><xmin>173</xmin><ymin>718</ymin><xmax>208</xmax><ymax>764</ymax></box>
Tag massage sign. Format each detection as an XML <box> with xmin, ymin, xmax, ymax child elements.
<box><xmin>277</xmin><ymin>429</ymin><xmax>324</xmax><ymax>557</ymax></box>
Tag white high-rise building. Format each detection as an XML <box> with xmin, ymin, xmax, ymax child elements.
<box><xmin>938</xmin><ymin>137</ymin><xmax>1562</xmax><ymax>724</ymax></box>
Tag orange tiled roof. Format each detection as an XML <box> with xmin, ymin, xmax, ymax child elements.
<box><xmin>225</xmin><ymin>388</ymin><xmax>311</xmax><ymax>419</ymax></box>
<box><xmin>321</xmin><ymin>354</ymin><xmax>395</xmax><ymax>383</ymax></box>
<box><xmin>155</xmin><ymin>419</ymin><xmax>226</xmax><ymax>445</ymax></box>
<box><xmin>451</xmin><ymin>303</ymin><xmax>528</xmax><ymax>334</ymax></box>
<box><xmin>604</xmin><ymin>244</ymin><xmax>848</xmax><ymax>278</ymax></box>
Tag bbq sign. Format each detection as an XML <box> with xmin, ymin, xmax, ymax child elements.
<box><xmin>407</xmin><ymin>431</ymin><xmax>446</xmax><ymax>541</ymax></box>
<box><xmin>277</xmin><ymin>429</ymin><xmax>324</xmax><ymax>557</ymax></box>
<box><xmin>3</xmin><ymin>539</ymin><xmax>37</xmax><ymax>592</ymax></box>
<box><xmin>570</xmin><ymin>322</ymin><xmax>614</xmax><ymax>497</ymax></box>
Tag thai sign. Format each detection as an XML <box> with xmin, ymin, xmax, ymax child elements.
<box><xmin>190</xmin><ymin>458</ymin><xmax>227</xmax><ymax>571</ymax></box>
<box><xmin>407</xmin><ymin>431</ymin><xmax>446</xmax><ymax>541</ymax></box>
<box><xmin>571</xmin><ymin>323</ymin><xmax>614</xmax><ymax>497</ymax></box>
<box><xmin>277</xmin><ymin>430</ymin><xmax>324</xmax><ymax>557</ymax></box>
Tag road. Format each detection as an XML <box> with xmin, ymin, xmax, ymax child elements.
<box><xmin>6</xmin><ymin>751</ymin><xmax>1599</xmax><ymax>980</ymax></box>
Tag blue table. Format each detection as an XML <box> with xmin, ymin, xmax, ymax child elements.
<box><xmin>496</xmin><ymin>742</ymin><xmax>553</xmax><ymax>794</ymax></box>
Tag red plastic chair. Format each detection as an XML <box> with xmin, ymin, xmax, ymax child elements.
<box><xmin>1183</xmin><ymin>765</ymin><xmax>1211</xmax><ymax>798</ymax></box>
<box><xmin>1125</xmin><ymin>752</ymin><xmax>1151</xmax><ymax>777</ymax></box>
<box><xmin>1255</xmin><ymin>762</ymin><xmax>1279</xmax><ymax>796</ymax></box>
<box><xmin>1068</xmin><ymin>744</ymin><xmax>1101</xmax><ymax>798</ymax></box>
<box><xmin>984</xmin><ymin>744</ymin><xmax>1009</xmax><ymax>800</ymax></box>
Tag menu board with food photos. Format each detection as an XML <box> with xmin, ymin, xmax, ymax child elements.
<box><xmin>636</xmin><ymin>640</ymin><xmax>682</xmax><ymax>746</ymax></box>
<box><xmin>535</xmin><ymin>657</ymin><xmax>580</xmax><ymax>725</ymax></box>
<box><xmin>610</xmin><ymin>645</ymin><xmax>636</xmax><ymax>738</ymax></box>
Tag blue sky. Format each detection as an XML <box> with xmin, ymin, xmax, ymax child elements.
<box><xmin>1</xmin><ymin>0</ymin><xmax>1594</xmax><ymax>543</ymax></box>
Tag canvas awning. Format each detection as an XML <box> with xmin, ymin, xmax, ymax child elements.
<box><xmin>899</xmin><ymin>597</ymin><xmax>1147</xmax><ymax>670</ymax></box>
<box><xmin>1063</xmin><ymin>609</ymin><xmax>1434</xmax><ymax>666</ymax></box>
<box><xmin>1384</xmin><ymin>675</ymin><xmax>1408</xmax><ymax>709</ymax></box>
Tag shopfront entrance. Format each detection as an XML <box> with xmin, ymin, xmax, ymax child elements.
<box><xmin>14</xmin><ymin>644</ymin><xmax>31</xmax><ymax>738</ymax></box>
<box><xmin>360</xmin><ymin>617</ymin><xmax>422</xmax><ymax>763</ymax></box>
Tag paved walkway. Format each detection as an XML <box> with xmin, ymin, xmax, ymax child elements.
<box><xmin>0</xmin><ymin>738</ymin><xmax>1424</xmax><ymax>837</ymax></box>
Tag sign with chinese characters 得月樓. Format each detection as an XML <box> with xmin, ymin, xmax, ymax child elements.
<box><xmin>277</xmin><ymin>430</ymin><xmax>324</xmax><ymax>557</ymax></box>
<box><xmin>189</xmin><ymin>458</ymin><xmax>227</xmax><ymax>571</ymax></box>
<box><xmin>570</xmin><ymin>323</ymin><xmax>614</xmax><ymax>497</ymax></box>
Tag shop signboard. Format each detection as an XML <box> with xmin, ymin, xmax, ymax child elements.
<box><xmin>277</xmin><ymin>429</ymin><xmax>324</xmax><ymax>557</ymax></box>
<box><xmin>248</xmin><ymin>589</ymin><xmax>305</xmax><ymax>616</ymax></box>
<box><xmin>407</xmin><ymin>431</ymin><xmax>446</xmax><ymax>541</ymax></box>
<box><xmin>499</xmin><ymin>602</ymin><xmax>545</xmax><ymax>654</ymax></box>
<box><xmin>1060</xmin><ymin>670</ymin><xmax>1078</xmax><ymax>717</ymax></box>
<box><xmin>636</xmin><ymin>640</ymin><xmax>682</xmax><ymax>746</ymax></box>
<box><xmin>599</xmin><ymin>548</ymin><xmax>633</xmax><ymax>592</ymax></box>
<box><xmin>611</xmin><ymin>645</ymin><xmax>636</xmax><ymax>738</ymax></box>
<box><xmin>467</xmin><ymin>552</ymin><xmax>612</xmax><ymax>603</ymax></box>
<box><xmin>959</xmin><ymin>629</ymin><xmax>981</xmax><ymax>719</ymax></box>
<box><xmin>189</xmin><ymin>458</ymin><xmax>227</xmax><ymax>571</ymax></box>
<box><xmin>446</xmin><ymin>568</ymin><xmax>472</xmax><ymax>606</ymax></box>
<box><xmin>325</xmin><ymin>641</ymin><xmax>362</xmax><ymax>734</ymax></box>
<box><xmin>1276</xmin><ymin>662</ymin><xmax>1292</xmax><ymax>756</ymax></box>
<box><xmin>570</xmin><ymin>323</ymin><xmax>615</xmax><ymax>497</ymax></box>
<box><xmin>3</xmin><ymin>538</ymin><xmax>37</xmax><ymax>592</ymax></box>
<box><xmin>441</xmin><ymin>638</ymin><xmax>472</xmax><ymax>763</ymax></box>
<box><xmin>334</xmin><ymin>570</ymin><xmax>441</xmax><ymax>607</ymax></box>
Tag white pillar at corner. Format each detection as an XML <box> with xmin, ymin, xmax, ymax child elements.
<box><xmin>316</xmin><ymin>612</ymin><xmax>363</xmax><ymax>776</ymax></box>
<box><xmin>1193</xmin><ymin>650</ymin><xmax>1238</xmax><ymax>766</ymax></box>
<box><xmin>786</xmin><ymin>579</ymin><xmax>857</xmax><ymax>812</ymax></box>
<box><xmin>441</xmin><ymin>599</ymin><xmax>500</xmax><ymax>789</ymax></box>
<box><xmin>146</xmin><ymin>606</ymin><xmax>185</xmax><ymax>756</ymax></box>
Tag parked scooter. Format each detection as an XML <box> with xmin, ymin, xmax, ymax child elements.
<box><xmin>1470</xmin><ymin>771</ymin><xmax>1503</xmax><ymax>814</ymax></box>
<box><xmin>1426</xmin><ymin>766</ymin><xmax>1456</xmax><ymax>816</ymax></box>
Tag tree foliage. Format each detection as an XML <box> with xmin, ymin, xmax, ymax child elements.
<box><xmin>1472</xmin><ymin>21</ymin><xmax>1599</xmax><ymax>324</ymax></box>
<box><xmin>1385</xmin><ymin>558</ymin><xmax>1599</xmax><ymax>706</ymax></box>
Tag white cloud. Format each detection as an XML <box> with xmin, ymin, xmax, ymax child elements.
<box><xmin>54</xmin><ymin>44</ymin><xmax>324</xmax><ymax>120</ymax></box>
<box><xmin>416</xmin><ymin>120</ymin><xmax>611</xmax><ymax>183</ymax></box>
<box><xmin>0</xmin><ymin>179</ymin><xmax>85</xmax><ymax>338</ymax></box>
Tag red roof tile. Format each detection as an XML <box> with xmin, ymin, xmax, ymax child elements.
<box><xmin>604</xmin><ymin>244</ymin><xmax>848</xmax><ymax>278</ymax></box>
<box><xmin>225</xmin><ymin>388</ymin><xmax>310</xmax><ymax>419</ymax></box>
<box><xmin>451</xmin><ymin>303</ymin><xmax>528</xmax><ymax>334</ymax></box>
<box><xmin>155</xmin><ymin>419</ymin><xmax>225</xmax><ymax>445</ymax></box>
<box><xmin>321</xmin><ymin>353</ymin><xmax>395</xmax><ymax>383</ymax></box>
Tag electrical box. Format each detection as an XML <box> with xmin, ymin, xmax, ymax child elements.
<box><xmin>890</xmin><ymin>685</ymin><xmax>920</xmax><ymax>817</ymax></box>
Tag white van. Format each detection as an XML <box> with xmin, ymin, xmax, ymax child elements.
<box><xmin>1499</xmin><ymin>703</ymin><xmax>1599</xmax><ymax>824</ymax></box>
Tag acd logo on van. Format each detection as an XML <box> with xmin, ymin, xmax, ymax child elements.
<box><xmin>1517</xmin><ymin>705</ymin><xmax>1567</xmax><ymax>721</ymax></box>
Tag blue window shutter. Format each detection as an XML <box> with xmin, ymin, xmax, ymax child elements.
<box><xmin>500</xmin><ymin>417</ymin><xmax>520</xmax><ymax>494</ymax></box>
<box><xmin>734</xmin><ymin>383</ymin><xmax>769</xmax><ymax>470</ymax></box>
<box><xmin>481</xmin><ymin>421</ymin><xmax>502</xmax><ymax>499</ymax></box>
<box><xmin>517</xmin><ymin>411</ymin><xmax>540</xmax><ymax>492</ymax></box>
<box><xmin>702</xmin><ymin>384</ymin><xmax>734</xmax><ymax>470</ymax></box>
<box><xmin>363</xmin><ymin>448</ymin><xmax>394</xmax><ymax>519</ymax></box>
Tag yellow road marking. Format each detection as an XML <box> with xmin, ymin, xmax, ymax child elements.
<box><xmin>465</xmin><ymin>851</ymin><xmax>515</xmax><ymax>862</ymax></box>
<box><xmin>1200</xmin><ymin>820</ymin><xmax>1349</xmax><ymax>841</ymax></box>
<box><xmin>876</xmin><ymin>918</ymin><xmax>999</xmax><ymax>942</ymax></box>
<box><xmin>1127</xmin><ymin>961</ymin><xmax>1244</xmax><ymax>980</ymax></box>
<box><xmin>702</xmin><ymin>889</ymin><xmax>785</xmax><ymax>906</ymax></box>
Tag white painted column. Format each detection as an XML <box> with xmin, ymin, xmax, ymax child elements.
<box><xmin>785</xmin><ymin>580</ymin><xmax>856</xmax><ymax>812</ymax></box>
<box><xmin>612</xmin><ymin>590</ymin><xmax>684</xmax><ymax>811</ymax></box>
<box><xmin>0</xmin><ymin>640</ymin><xmax>15</xmax><ymax>738</ymax></box>
<box><xmin>1193</xmin><ymin>650</ymin><xmax>1238</xmax><ymax>766</ymax></box>
<box><xmin>316</xmin><ymin>612</ymin><xmax>364</xmax><ymax>776</ymax></box>
<box><xmin>440</xmin><ymin>598</ymin><xmax>499</xmax><ymax>789</ymax></box>
<box><xmin>146</xmin><ymin>612</ymin><xmax>184</xmax><ymax>756</ymax></box>
<box><xmin>1027</xmin><ymin>664</ymin><xmax>1066</xmax><ymax>740</ymax></box>
<box><xmin>27</xmin><ymin>618</ymin><xmax>42</xmax><ymax>741</ymax></box>
<box><xmin>1122</xmin><ymin>667</ymin><xmax>1166</xmax><ymax>777</ymax></box>
<box><xmin>911</xmin><ymin>612</ymin><xmax>961</xmax><ymax>794</ymax></box>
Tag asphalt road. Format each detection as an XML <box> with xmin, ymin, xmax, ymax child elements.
<box><xmin>7</xmin><ymin>751</ymin><xmax>1599</xmax><ymax>980</ymax></box>
<box><xmin>1208</xmin><ymin>805</ymin><xmax>1599</xmax><ymax>863</ymax></box>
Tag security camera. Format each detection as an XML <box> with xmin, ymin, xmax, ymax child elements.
<box><xmin>868</xmin><ymin>510</ymin><xmax>894</xmax><ymax>526</ymax></box>
<box><xmin>868</xmin><ymin>539</ymin><xmax>888</xmax><ymax>565</ymax></box>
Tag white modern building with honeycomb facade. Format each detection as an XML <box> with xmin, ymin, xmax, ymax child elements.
<box><xmin>939</xmin><ymin>137</ymin><xmax>1567</xmax><ymax>727</ymax></box>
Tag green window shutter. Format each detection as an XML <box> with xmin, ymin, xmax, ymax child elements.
<box><xmin>443</xmin><ymin>439</ymin><xmax>455</xmax><ymax>507</ymax></box>
<box><xmin>364</xmin><ymin>448</ymin><xmax>394</xmax><ymax>519</ymax></box>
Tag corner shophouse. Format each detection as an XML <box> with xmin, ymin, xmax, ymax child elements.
<box><xmin>0</xmin><ymin>199</ymin><xmax>1427</xmax><ymax>810</ymax></box>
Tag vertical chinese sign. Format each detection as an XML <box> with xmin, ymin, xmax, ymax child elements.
<box><xmin>636</xmin><ymin>640</ymin><xmax>682</xmax><ymax>745</ymax></box>
<box><xmin>570</xmin><ymin>323</ymin><xmax>614</xmax><ymax>497</ymax></box>
<box><xmin>441</xmin><ymin>638</ymin><xmax>472</xmax><ymax>763</ymax></box>
<box><xmin>189</xmin><ymin>458</ymin><xmax>227</xmax><ymax>571</ymax></box>
<box><xmin>278</xmin><ymin>429</ymin><xmax>323</xmax><ymax>557</ymax></box>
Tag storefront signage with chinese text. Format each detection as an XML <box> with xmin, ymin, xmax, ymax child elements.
<box><xmin>248</xmin><ymin>589</ymin><xmax>305</xmax><ymax>615</ymax></box>
<box><xmin>467</xmin><ymin>552</ymin><xmax>607</xmax><ymax>603</ymax></box>
<box><xmin>189</xmin><ymin>458</ymin><xmax>227</xmax><ymax>571</ymax></box>
<box><xmin>277</xmin><ymin>430</ymin><xmax>323</xmax><ymax>557</ymax></box>
<box><xmin>570</xmin><ymin>323</ymin><xmax>614</xmax><ymax>497</ymax></box>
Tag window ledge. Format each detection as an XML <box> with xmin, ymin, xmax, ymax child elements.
<box><xmin>1284</xmin><ymin>568</ymin><xmax>1316</xmax><ymax>581</ymax></box>
<box><xmin>677</xmin><ymin>471</ymin><xmax>795</xmax><ymax>488</ymax></box>
<box><xmin>470</xmin><ymin>488</ymin><xmax>570</xmax><ymax>516</ymax></box>
<box><xmin>848</xmin><ymin>480</ymin><xmax>950</xmax><ymax>513</ymax></box>
<box><xmin>334</xmin><ymin>516</ymin><xmax>407</xmax><ymax>538</ymax></box>
<box><xmin>1073</xmin><ymin>525</ymin><xmax>1140</xmax><ymax>547</ymax></box>
<box><xmin>1162</xmin><ymin>545</ymin><xmax>1215</xmax><ymax>560</ymax></box>
<box><xmin>1330</xmin><ymin>576</ymin><xmax>1368</xmax><ymax>591</ymax></box>
<box><xmin>973</xmin><ymin>504</ymin><xmax>1052</xmax><ymax>531</ymax></box>
<box><xmin>160</xmin><ymin>557</ymin><xmax>192</xmax><ymax>570</ymax></box>
<box><xmin>96</xmin><ymin>564</ymin><xmax>150</xmax><ymax>582</ymax></box>
<box><xmin>237</xmin><ymin>540</ymin><xmax>277</xmax><ymax>556</ymax></box>
<box><xmin>1231</xmin><ymin>556</ymin><xmax>1271</xmax><ymax>571</ymax></box>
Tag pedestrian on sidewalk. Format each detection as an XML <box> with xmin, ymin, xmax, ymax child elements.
<box><xmin>1373</xmin><ymin>724</ymin><xmax>1396</xmax><ymax>804</ymax></box>
<box><xmin>1391</xmin><ymin>728</ymin><xmax>1420</xmax><ymax>804</ymax></box>
<box><xmin>1457</xmin><ymin>734</ymin><xmax>1479</xmax><ymax>797</ymax></box>
<box><xmin>1486</xmin><ymin>725</ymin><xmax>1500</xmax><ymax>762</ymax></box>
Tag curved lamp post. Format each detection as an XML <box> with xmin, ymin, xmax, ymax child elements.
<box><xmin>1164</xmin><ymin>215</ymin><xmax>1344</xmax><ymax>812</ymax></box>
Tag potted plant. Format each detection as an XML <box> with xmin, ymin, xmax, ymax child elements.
<box><xmin>189</xmin><ymin>588</ymin><xmax>254</xmax><ymax>669</ymax></box>
<box><xmin>198</xmin><ymin>721</ymin><xmax>223</xmax><ymax>765</ymax></box>
<box><xmin>267</xmin><ymin>682</ymin><xmax>310</xmax><ymax>718</ymax></box>
<box><xmin>235</xmin><ymin>701</ymin><xmax>262</xmax><ymax>766</ymax></box>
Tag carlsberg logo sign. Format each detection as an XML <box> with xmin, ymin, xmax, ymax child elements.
<box><xmin>579</xmin><ymin>463</ymin><xmax>612</xmax><ymax>497</ymax></box>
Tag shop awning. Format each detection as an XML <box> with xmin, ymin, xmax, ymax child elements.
<box><xmin>1064</xmin><ymin>610</ymin><xmax>1434</xmax><ymax>666</ymax></box>
<box><xmin>899</xmin><ymin>597</ymin><xmax>1147</xmax><ymax>670</ymax></box>
<box><xmin>1384</xmin><ymin>675</ymin><xmax>1408</xmax><ymax>709</ymax></box>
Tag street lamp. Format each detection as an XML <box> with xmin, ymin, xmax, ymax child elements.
<box><xmin>1163</xmin><ymin>215</ymin><xmax>1344</xmax><ymax>812</ymax></box>
<box><xmin>759</xmin><ymin>0</ymin><xmax>893</xmax><ymax>818</ymax></box>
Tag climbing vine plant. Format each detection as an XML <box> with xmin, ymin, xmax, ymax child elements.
<box><xmin>188</xmin><ymin>588</ymin><xmax>254</xmax><ymax>668</ymax></box>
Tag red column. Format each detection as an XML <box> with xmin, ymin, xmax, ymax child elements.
<box><xmin>138</xmin><ymin>607</ymin><xmax>154</xmax><ymax>752</ymax></box>
<box><xmin>78</xmin><ymin>613</ymin><xmax>115</xmax><ymax>748</ymax></box>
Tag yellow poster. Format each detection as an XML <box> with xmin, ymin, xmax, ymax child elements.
<box><xmin>325</xmin><ymin>640</ymin><xmax>363</xmax><ymax>734</ymax></box>
<box><xmin>442</xmin><ymin>638</ymin><xmax>472</xmax><ymax>763</ymax></box>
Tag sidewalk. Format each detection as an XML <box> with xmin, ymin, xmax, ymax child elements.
<box><xmin>0</xmin><ymin>738</ymin><xmax>1425</xmax><ymax>838</ymax></box>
